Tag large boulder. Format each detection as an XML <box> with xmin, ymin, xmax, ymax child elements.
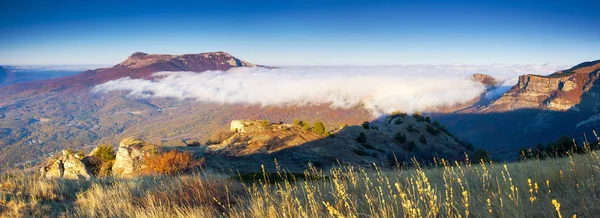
<box><xmin>112</xmin><ymin>137</ymin><xmax>154</xmax><ymax>177</ymax></box>
<box><xmin>40</xmin><ymin>150</ymin><xmax>93</xmax><ymax>180</ymax></box>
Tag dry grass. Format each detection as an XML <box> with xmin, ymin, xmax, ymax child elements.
<box><xmin>2</xmin><ymin>151</ymin><xmax>600</xmax><ymax>217</ymax></box>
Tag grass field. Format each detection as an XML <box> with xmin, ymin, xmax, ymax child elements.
<box><xmin>2</xmin><ymin>151</ymin><xmax>600</xmax><ymax>217</ymax></box>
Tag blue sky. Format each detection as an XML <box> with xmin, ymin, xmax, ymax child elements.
<box><xmin>1</xmin><ymin>0</ymin><xmax>599</xmax><ymax>65</ymax></box>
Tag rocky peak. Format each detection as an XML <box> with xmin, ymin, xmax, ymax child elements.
<box><xmin>116</xmin><ymin>51</ymin><xmax>256</xmax><ymax>70</ymax></box>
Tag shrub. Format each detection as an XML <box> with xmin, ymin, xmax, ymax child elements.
<box><xmin>425</xmin><ymin>116</ymin><xmax>431</xmax><ymax>123</ymax></box>
<box><xmin>293</xmin><ymin>119</ymin><xmax>308</xmax><ymax>127</ymax></box>
<box><xmin>412</xmin><ymin>111</ymin><xmax>425</xmax><ymax>122</ymax></box>
<box><xmin>472</xmin><ymin>149</ymin><xmax>491</xmax><ymax>163</ymax></box>
<box><xmin>186</xmin><ymin>141</ymin><xmax>202</xmax><ymax>147</ymax></box>
<box><xmin>464</xmin><ymin>142</ymin><xmax>474</xmax><ymax>151</ymax></box>
<box><xmin>395</xmin><ymin>132</ymin><xmax>406</xmax><ymax>143</ymax></box>
<box><xmin>426</xmin><ymin>125</ymin><xmax>440</xmax><ymax>135</ymax></box>
<box><xmin>93</xmin><ymin>144</ymin><xmax>116</xmax><ymax>162</ymax></box>
<box><xmin>362</xmin><ymin>121</ymin><xmax>370</xmax><ymax>129</ymax></box>
<box><xmin>391</xmin><ymin>110</ymin><xmax>407</xmax><ymax>117</ymax></box>
<box><xmin>313</xmin><ymin>121</ymin><xmax>327</xmax><ymax>135</ymax></box>
<box><xmin>259</xmin><ymin>120</ymin><xmax>270</xmax><ymax>128</ymax></box>
<box><xmin>394</xmin><ymin>119</ymin><xmax>403</xmax><ymax>125</ymax></box>
<box><xmin>407</xmin><ymin>141</ymin><xmax>417</xmax><ymax>152</ymax></box>
<box><xmin>406</xmin><ymin>124</ymin><xmax>419</xmax><ymax>133</ymax></box>
<box><xmin>419</xmin><ymin>135</ymin><xmax>427</xmax><ymax>144</ymax></box>
<box><xmin>356</xmin><ymin>132</ymin><xmax>367</xmax><ymax>143</ymax></box>
<box><xmin>144</xmin><ymin>150</ymin><xmax>205</xmax><ymax>175</ymax></box>
<box><xmin>303</xmin><ymin>123</ymin><xmax>312</xmax><ymax>131</ymax></box>
<box><xmin>65</xmin><ymin>148</ymin><xmax>85</xmax><ymax>158</ymax></box>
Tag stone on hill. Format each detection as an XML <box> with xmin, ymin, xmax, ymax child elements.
<box><xmin>112</xmin><ymin>137</ymin><xmax>153</xmax><ymax>178</ymax></box>
<box><xmin>40</xmin><ymin>150</ymin><xmax>93</xmax><ymax>180</ymax></box>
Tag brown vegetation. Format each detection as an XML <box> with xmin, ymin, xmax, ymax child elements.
<box><xmin>143</xmin><ymin>150</ymin><xmax>205</xmax><ymax>175</ymax></box>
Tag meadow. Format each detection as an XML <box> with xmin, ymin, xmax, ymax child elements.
<box><xmin>2</xmin><ymin>151</ymin><xmax>599</xmax><ymax>217</ymax></box>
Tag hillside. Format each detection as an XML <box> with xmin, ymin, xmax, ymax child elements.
<box><xmin>204</xmin><ymin>116</ymin><xmax>471</xmax><ymax>172</ymax></box>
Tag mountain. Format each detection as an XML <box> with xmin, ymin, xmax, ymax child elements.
<box><xmin>439</xmin><ymin>59</ymin><xmax>600</xmax><ymax>159</ymax></box>
<box><xmin>474</xmin><ymin>60</ymin><xmax>600</xmax><ymax>112</ymax></box>
<box><xmin>0</xmin><ymin>52</ymin><xmax>371</xmax><ymax>170</ymax></box>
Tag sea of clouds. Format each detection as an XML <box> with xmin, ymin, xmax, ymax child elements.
<box><xmin>92</xmin><ymin>64</ymin><xmax>567</xmax><ymax>115</ymax></box>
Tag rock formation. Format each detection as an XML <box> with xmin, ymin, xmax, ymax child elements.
<box><xmin>112</xmin><ymin>137</ymin><xmax>155</xmax><ymax>177</ymax></box>
<box><xmin>40</xmin><ymin>150</ymin><xmax>95</xmax><ymax>180</ymax></box>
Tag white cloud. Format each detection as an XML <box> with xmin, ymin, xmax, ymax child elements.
<box><xmin>92</xmin><ymin>64</ymin><xmax>567</xmax><ymax>115</ymax></box>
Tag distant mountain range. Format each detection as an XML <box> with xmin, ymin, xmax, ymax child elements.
<box><xmin>0</xmin><ymin>51</ymin><xmax>597</xmax><ymax>169</ymax></box>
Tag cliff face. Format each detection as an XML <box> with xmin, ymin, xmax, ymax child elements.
<box><xmin>479</xmin><ymin>60</ymin><xmax>600</xmax><ymax>112</ymax></box>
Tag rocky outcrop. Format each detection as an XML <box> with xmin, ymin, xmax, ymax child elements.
<box><xmin>230</xmin><ymin>120</ymin><xmax>274</xmax><ymax>133</ymax></box>
<box><xmin>112</xmin><ymin>137</ymin><xmax>154</xmax><ymax>178</ymax></box>
<box><xmin>40</xmin><ymin>150</ymin><xmax>95</xmax><ymax>180</ymax></box>
<box><xmin>476</xmin><ymin>60</ymin><xmax>600</xmax><ymax>112</ymax></box>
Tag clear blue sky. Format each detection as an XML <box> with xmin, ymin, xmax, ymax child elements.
<box><xmin>1</xmin><ymin>0</ymin><xmax>599</xmax><ymax>65</ymax></box>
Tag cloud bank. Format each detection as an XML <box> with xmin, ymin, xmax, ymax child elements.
<box><xmin>92</xmin><ymin>65</ymin><xmax>566</xmax><ymax>115</ymax></box>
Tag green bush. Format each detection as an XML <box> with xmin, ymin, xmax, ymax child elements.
<box><xmin>426</xmin><ymin>125</ymin><xmax>440</xmax><ymax>135</ymax></box>
<box><xmin>393</xmin><ymin>119</ymin><xmax>403</xmax><ymax>125</ymax></box>
<box><xmin>407</xmin><ymin>141</ymin><xmax>417</xmax><ymax>152</ymax></box>
<box><xmin>406</xmin><ymin>124</ymin><xmax>419</xmax><ymax>133</ymax></box>
<box><xmin>412</xmin><ymin>111</ymin><xmax>425</xmax><ymax>122</ymax></box>
<box><xmin>419</xmin><ymin>135</ymin><xmax>427</xmax><ymax>144</ymax></box>
<box><xmin>394</xmin><ymin>132</ymin><xmax>406</xmax><ymax>143</ymax></box>
<box><xmin>293</xmin><ymin>119</ymin><xmax>308</xmax><ymax>127</ymax></box>
<box><xmin>362</xmin><ymin>121</ymin><xmax>370</xmax><ymax>129</ymax></box>
<box><xmin>93</xmin><ymin>144</ymin><xmax>116</xmax><ymax>162</ymax></box>
<box><xmin>473</xmin><ymin>149</ymin><xmax>491</xmax><ymax>163</ymax></box>
<box><xmin>313</xmin><ymin>121</ymin><xmax>327</xmax><ymax>135</ymax></box>
<box><xmin>259</xmin><ymin>120</ymin><xmax>270</xmax><ymax>128</ymax></box>
<box><xmin>356</xmin><ymin>132</ymin><xmax>367</xmax><ymax>143</ymax></box>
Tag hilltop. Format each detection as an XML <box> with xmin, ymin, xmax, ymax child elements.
<box><xmin>204</xmin><ymin>115</ymin><xmax>471</xmax><ymax>172</ymax></box>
